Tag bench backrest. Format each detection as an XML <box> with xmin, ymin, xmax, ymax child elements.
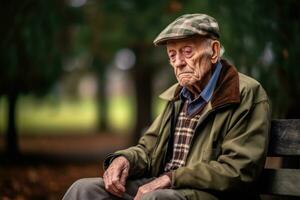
<box><xmin>260</xmin><ymin>119</ymin><xmax>300</xmax><ymax>197</ymax></box>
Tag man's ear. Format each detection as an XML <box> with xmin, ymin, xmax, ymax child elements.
<box><xmin>211</xmin><ymin>40</ymin><xmax>220</xmax><ymax>64</ymax></box>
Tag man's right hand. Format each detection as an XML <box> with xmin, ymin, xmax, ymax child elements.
<box><xmin>103</xmin><ymin>156</ymin><xmax>130</xmax><ymax>197</ymax></box>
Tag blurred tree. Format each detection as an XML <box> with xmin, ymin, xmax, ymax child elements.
<box><xmin>84</xmin><ymin>0</ymin><xmax>183</xmax><ymax>143</ymax></box>
<box><xmin>82</xmin><ymin>6</ymin><xmax>111</xmax><ymax>131</ymax></box>
<box><xmin>0</xmin><ymin>1</ymin><xmax>71</xmax><ymax>156</ymax></box>
<box><xmin>66</xmin><ymin>3</ymin><xmax>114</xmax><ymax>132</ymax></box>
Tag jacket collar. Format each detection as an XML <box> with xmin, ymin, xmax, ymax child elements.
<box><xmin>159</xmin><ymin>59</ymin><xmax>240</xmax><ymax>109</ymax></box>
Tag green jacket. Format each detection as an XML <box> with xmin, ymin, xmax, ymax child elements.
<box><xmin>104</xmin><ymin>59</ymin><xmax>270</xmax><ymax>200</ymax></box>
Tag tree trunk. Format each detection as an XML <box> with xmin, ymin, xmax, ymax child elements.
<box><xmin>6</xmin><ymin>92</ymin><xmax>19</xmax><ymax>156</ymax></box>
<box><xmin>97</xmin><ymin>70</ymin><xmax>108</xmax><ymax>131</ymax></box>
<box><xmin>93</xmin><ymin>57</ymin><xmax>109</xmax><ymax>132</ymax></box>
<box><xmin>132</xmin><ymin>46</ymin><xmax>153</xmax><ymax>145</ymax></box>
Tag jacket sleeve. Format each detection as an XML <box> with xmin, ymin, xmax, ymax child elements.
<box><xmin>171</xmin><ymin>95</ymin><xmax>270</xmax><ymax>191</ymax></box>
<box><xmin>103</xmin><ymin>102</ymin><xmax>170</xmax><ymax>178</ymax></box>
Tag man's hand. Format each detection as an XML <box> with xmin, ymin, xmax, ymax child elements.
<box><xmin>134</xmin><ymin>175</ymin><xmax>171</xmax><ymax>200</ymax></box>
<box><xmin>103</xmin><ymin>156</ymin><xmax>130</xmax><ymax>198</ymax></box>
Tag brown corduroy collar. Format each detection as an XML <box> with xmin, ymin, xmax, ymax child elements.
<box><xmin>159</xmin><ymin>59</ymin><xmax>241</xmax><ymax>109</ymax></box>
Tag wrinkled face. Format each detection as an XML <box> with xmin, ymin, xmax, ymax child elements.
<box><xmin>167</xmin><ymin>37</ymin><xmax>213</xmax><ymax>87</ymax></box>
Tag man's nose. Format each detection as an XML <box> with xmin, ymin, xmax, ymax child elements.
<box><xmin>174</xmin><ymin>54</ymin><xmax>186</xmax><ymax>68</ymax></box>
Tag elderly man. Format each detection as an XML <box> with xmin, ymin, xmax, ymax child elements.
<box><xmin>63</xmin><ymin>13</ymin><xmax>270</xmax><ymax>200</ymax></box>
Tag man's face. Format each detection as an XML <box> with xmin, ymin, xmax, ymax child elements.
<box><xmin>166</xmin><ymin>37</ymin><xmax>213</xmax><ymax>88</ymax></box>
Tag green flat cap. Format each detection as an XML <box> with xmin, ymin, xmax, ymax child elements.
<box><xmin>153</xmin><ymin>13</ymin><xmax>220</xmax><ymax>46</ymax></box>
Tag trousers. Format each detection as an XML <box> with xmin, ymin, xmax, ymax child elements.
<box><xmin>62</xmin><ymin>177</ymin><xmax>187</xmax><ymax>200</ymax></box>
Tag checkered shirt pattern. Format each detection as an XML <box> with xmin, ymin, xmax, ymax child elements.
<box><xmin>164</xmin><ymin>103</ymin><xmax>201</xmax><ymax>171</ymax></box>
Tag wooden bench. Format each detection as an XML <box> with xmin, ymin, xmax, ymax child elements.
<box><xmin>259</xmin><ymin>119</ymin><xmax>300</xmax><ymax>199</ymax></box>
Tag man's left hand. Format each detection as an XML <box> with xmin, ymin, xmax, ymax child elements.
<box><xmin>134</xmin><ymin>175</ymin><xmax>171</xmax><ymax>200</ymax></box>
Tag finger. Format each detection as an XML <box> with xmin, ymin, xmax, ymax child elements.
<box><xmin>120</xmin><ymin>167</ymin><xmax>129</xmax><ymax>186</ymax></box>
<box><xmin>104</xmin><ymin>170</ymin><xmax>113</xmax><ymax>189</ymax></box>
<box><xmin>134</xmin><ymin>188</ymin><xmax>145</xmax><ymax>200</ymax></box>
<box><xmin>107</xmin><ymin>171</ymin><xmax>124</xmax><ymax>196</ymax></box>
<box><xmin>133</xmin><ymin>191</ymin><xmax>140</xmax><ymax>200</ymax></box>
<box><xmin>134</xmin><ymin>191</ymin><xmax>144</xmax><ymax>200</ymax></box>
<box><xmin>111</xmin><ymin>167</ymin><xmax>126</xmax><ymax>192</ymax></box>
<box><xmin>103</xmin><ymin>171</ymin><xmax>111</xmax><ymax>188</ymax></box>
<box><xmin>105</xmin><ymin>177</ymin><xmax>123</xmax><ymax>197</ymax></box>
<box><xmin>104</xmin><ymin>172</ymin><xmax>114</xmax><ymax>191</ymax></box>
<box><xmin>103</xmin><ymin>173</ymin><xmax>107</xmax><ymax>187</ymax></box>
<box><xmin>109</xmin><ymin>186</ymin><xmax>123</xmax><ymax>198</ymax></box>
<box><xmin>112</xmin><ymin>176</ymin><xmax>125</xmax><ymax>193</ymax></box>
<box><xmin>103</xmin><ymin>170</ymin><xmax>109</xmax><ymax>179</ymax></box>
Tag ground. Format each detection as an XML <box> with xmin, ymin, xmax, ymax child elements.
<box><xmin>0</xmin><ymin>134</ymin><xmax>130</xmax><ymax>200</ymax></box>
<box><xmin>0</xmin><ymin>163</ymin><xmax>101</xmax><ymax>200</ymax></box>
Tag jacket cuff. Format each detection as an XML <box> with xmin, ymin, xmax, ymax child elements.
<box><xmin>102</xmin><ymin>153</ymin><xmax>122</xmax><ymax>170</ymax></box>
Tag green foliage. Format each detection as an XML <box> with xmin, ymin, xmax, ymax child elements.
<box><xmin>82</xmin><ymin>0</ymin><xmax>183</xmax><ymax>68</ymax></box>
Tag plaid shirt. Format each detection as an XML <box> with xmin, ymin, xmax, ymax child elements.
<box><xmin>164</xmin><ymin>62</ymin><xmax>222</xmax><ymax>172</ymax></box>
<box><xmin>164</xmin><ymin>102</ymin><xmax>202</xmax><ymax>171</ymax></box>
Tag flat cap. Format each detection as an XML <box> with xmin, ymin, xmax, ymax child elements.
<box><xmin>153</xmin><ymin>13</ymin><xmax>220</xmax><ymax>46</ymax></box>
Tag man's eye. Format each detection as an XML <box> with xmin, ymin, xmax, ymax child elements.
<box><xmin>183</xmin><ymin>47</ymin><xmax>193</xmax><ymax>57</ymax></box>
<box><xmin>169</xmin><ymin>54</ymin><xmax>176</xmax><ymax>60</ymax></box>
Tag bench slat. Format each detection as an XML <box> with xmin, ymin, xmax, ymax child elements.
<box><xmin>268</xmin><ymin>119</ymin><xmax>300</xmax><ymax>156</ymax></box>
<box><xmin>260</xmin><ymin>168</ymin><xmax>300</xmax><ymax>196</ymax></box>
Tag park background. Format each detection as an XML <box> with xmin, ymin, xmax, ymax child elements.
<box><xmin>0</xmin><ymin>0</ymin><xmax>299</xmax><ymax>199</ymax></box>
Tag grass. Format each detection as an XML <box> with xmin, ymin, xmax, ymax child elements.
<box><xmin>0</xmin><ymin>98</ymin><xmax>7</xmax><ymax>134</ymax></box>
<box><xmin>17</xmin><ymin>96</ymin><xmax>98</xmax><ymax>134</ymax></box>
<box><xmin>0</xmin><ymin>95</ymin><xmax>165</xmax><ymax>135</ymax></box>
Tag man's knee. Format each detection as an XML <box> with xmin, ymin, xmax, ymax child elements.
<box><xmin>141</xmin><ymin>189</ymin><xmax>185</xmax><ymax>200</ymax></box>
<box><xmin>63</xmin><ymin>178</ymin><xmax>106</xmax><ymax>200</ymax></box>
<box><xmin>72</xmin><ymin>178</ymin><xmax>104</xmax><ymax>191</ymax></box>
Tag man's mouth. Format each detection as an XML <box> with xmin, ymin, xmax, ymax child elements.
<box><xmin>178</xmin><ymin>72</ymin><xmax>193</xmax><ymax>76</ymax></box>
